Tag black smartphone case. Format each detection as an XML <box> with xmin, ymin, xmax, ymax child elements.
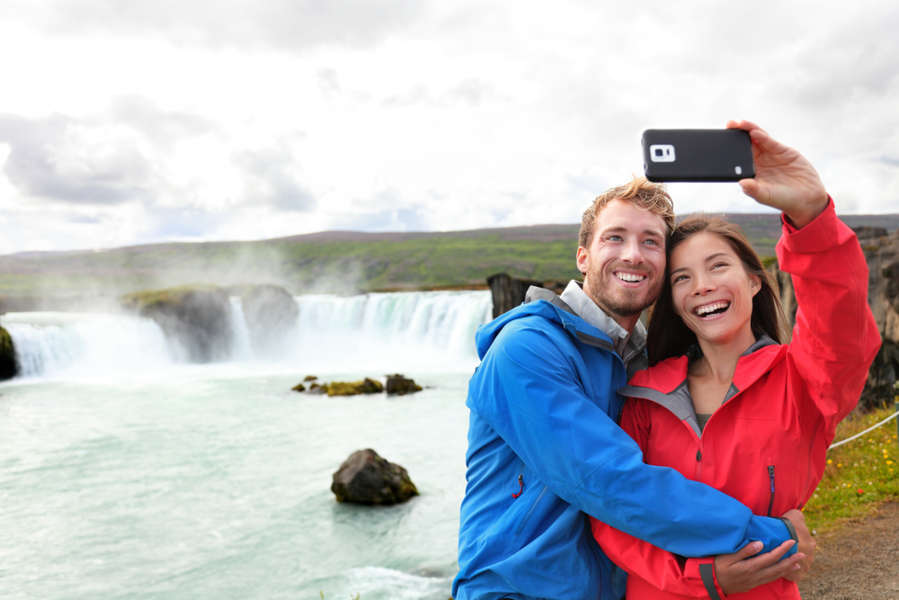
<box><xmin>642</xmin><ymin>129</ymin><xmax>755</xmax><ymax>182</ymax></box>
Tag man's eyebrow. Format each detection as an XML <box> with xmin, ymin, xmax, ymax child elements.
<box><xmin>600</xmin><ymin>226</ymin><xmax>664</xmax><ymax>237</ymax></box>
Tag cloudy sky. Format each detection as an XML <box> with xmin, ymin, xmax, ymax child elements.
<box><xmin>0</xmin><ymin>0</ymin><xmax>897</xmax><ymax>254</ymax></box>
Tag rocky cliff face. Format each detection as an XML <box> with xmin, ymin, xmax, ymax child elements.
<box><xmin>0</xmin><ymin>326</ymin><xmax>17</xmax><ymax>381</ymax></box>
<box><xmin>859</xmin><ymin>230</ymin><xmax>899</xmax><ymax>407</ymax></box>
<box><xmin>487</xmin><ymin>273</ymin><xmax>567</xmax><ymax>317</ymax></box>
<box><xmin>238</xmin><ymin>284</ymin><xmax>299</xmax><ymax>356</ymax></box>
<box><xmin>767</xmin><ymin>228</ymin><xmax>899</xmax><ymax>410</ymax></box>
<box><xmin>120</xmin><ymin>285</ymin><xmax>235</xmax><ymax>363</ymax></box>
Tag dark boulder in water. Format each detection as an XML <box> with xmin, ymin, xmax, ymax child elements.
<box><xmin>239</xmin><ymin>284</ymin><xmax>299</xmax><ymax>355</ymax></box>
<box><xmin>120</xmin><ymin>285</ymin><xmax>234</xmax><ymax>363</ymax></box>
<box><xmin>385</xmin><ymin>374</ymin><xmax>422</xmax><ymax>395</ymax></box>
<box><xmin>0</xmin><ymin>326</ymin><xmax>18</xmax><ymax>380</ymax></box>
<box><xmin>331</xmin><ymin>448</ymin><xmax>418</xmax><ymax>505</ymax></box>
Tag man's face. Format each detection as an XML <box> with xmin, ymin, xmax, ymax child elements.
<box><xmin>576</xmin><ymin>198</ymin><xmax>667</xmax><ymax>329</ymax></box>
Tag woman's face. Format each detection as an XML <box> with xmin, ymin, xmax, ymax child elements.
<box><xmin>669</xmin><ymin>231</ymin><xmax>761</xmax><ymax>349</ymax></box>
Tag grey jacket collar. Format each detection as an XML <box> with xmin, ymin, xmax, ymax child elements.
<box><xmin>559</xmin><ymin>280</ymin><xmax>647</xmax><ymax>371</ymax></box>
<box><xmin>621</xmin><ymin>334</ymin><xmax>780</xmax><ymax>437</ymax></box>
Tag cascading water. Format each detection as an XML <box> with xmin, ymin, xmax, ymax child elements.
<box><xmin>0</xmin><ymin>290</ymin><xmax>493</xmax><ymax>380</ymax></box>
<box><xmin>0</xmin><ymin>289</ymin><xmax>496</xmax><ymax>600</ymax></box>
<box><xmin>1</xmin><ymin>312</ymin><xmax>174</xmax><ymax>378</ymax></box>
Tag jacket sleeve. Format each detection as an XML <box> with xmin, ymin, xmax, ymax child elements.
<box><xmin>778</xmin><ymin>199</ymin><xmax>881</xmax><ymax>439</ymax></box>
<box><xmin>470</xmin><ymin>318</ymin><xmax>794</xmax><ymax>558</ymax></box>
<box><xmin>590</xmin><ymin>400</ymin><xmax>727</xmax><ymax>598</ymax></box>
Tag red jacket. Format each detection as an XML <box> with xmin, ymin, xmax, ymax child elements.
<box><xmin>591</xmin><ymin>201</ymin><xmax>881</xmax><ymax>599</ymax></box>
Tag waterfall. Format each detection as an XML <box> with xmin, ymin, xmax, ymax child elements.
<box><xmin>2</xmin><ymin>312</ymin><xmax>174</xmax><ymax>378</ymax></box>
<box><xmin>0</xmin><ymin>291</ymin><xmax>493</xmax><ymax>380</ymax></box>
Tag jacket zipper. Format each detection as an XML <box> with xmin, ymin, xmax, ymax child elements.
<box><xmin>767</xmin><ymin>465</ymin><xmax>776</xmax><ymax>516</ymax></box>
<box><xmin>516</xmin><ymin>485</ymin><xmax>548</xmax><ymax>534</ymax></box>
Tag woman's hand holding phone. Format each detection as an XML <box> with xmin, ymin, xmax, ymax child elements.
<box><xmin>726</xmin><ymin>120</ymin><xmax>829</xmax><ymax>228</ymax></box>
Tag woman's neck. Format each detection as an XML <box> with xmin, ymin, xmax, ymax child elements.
<box><xmin>691</xmin><ymin>331</ymin><xmax>757</xmax><ymax>385</ymax></box>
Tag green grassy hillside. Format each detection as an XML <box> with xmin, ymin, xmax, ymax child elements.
<box><xmin>1</xmin><ymin>214</ymin><xmax>897</xmax><ymax>307</ymax></box>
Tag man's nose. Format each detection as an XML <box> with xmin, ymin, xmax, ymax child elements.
<box><xmin>621</xmin><ymin>238</ymin><xmax>644</xmax><ymax>263</ymax></box>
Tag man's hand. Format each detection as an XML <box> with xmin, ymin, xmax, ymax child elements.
<box><xmin>714</xmin><ymin>539</ymin><xmax>804</xmax><ymax>594</ymax></box>
<box><xmin>726</xmin><ymin>120</ymin><xmax>829</xmax><ymax>228</ymax></box>
<box><xmin>781</xmin><ymin>508</ymin><xmax>816</xmax><ymax>582</ymax></box>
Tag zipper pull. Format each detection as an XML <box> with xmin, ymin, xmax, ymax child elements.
<box><xmin>767</xmin><ymin>465</ymin><xmax>776</xmax><ymax>516</ymax></box>
<box><xmin>512</xmin><ymin>474</ymin><xmax>524</xmax><ymax>498</ymax></box>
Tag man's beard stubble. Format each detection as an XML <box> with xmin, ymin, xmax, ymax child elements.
<box><xmin>583</xmin><ymin>275</ymin><xmax>660</xmax><ymax>323</ymax></box>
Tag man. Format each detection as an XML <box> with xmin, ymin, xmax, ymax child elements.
<box><xmin>453</xmin><ymin>123</ymin><xmax>813</xmax><ymax>600</ymax></box>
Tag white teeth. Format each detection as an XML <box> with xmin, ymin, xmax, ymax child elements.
<box><xmin>695</xmin><ymin>301</ymin><xmax>730</xmax><ymax>316</ymax></box>
<box><xmin>616</xmin><ymin>272</ymin><xmax>646</xmax><ymax>283</ymax></box>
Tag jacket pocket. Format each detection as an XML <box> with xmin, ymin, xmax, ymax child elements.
<box><xmin>516</xmin><ymin>484</ymin><xmax>548</xmax><ymax>535</ymax></box>
<box><xmin>766</xmin><ymin>465</ymin><xmax>776</xmax><ymax>516</ymax></box>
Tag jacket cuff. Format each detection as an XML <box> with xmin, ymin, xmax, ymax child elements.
<box><xmin>688</xmin><ymin>558</ymin><xmax>727</xmax><ymax>599</ymax></box>
<box><xmin>778</xmin><ymin>196</ymin><xmax>854</xmax><ymax>255</ymax></box>
<box><xmin>778</xmin><ymin>516</ymin><xmax>799</xmax><ymax>544</ymax></box>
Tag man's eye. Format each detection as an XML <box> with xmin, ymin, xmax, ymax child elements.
<box><xmin>607</xmin><ymin>235</ymin><xmax>623</xmax><ymax>242</ymax></box>
<box><xmin>643</xmin><ymin>238</ymin><xmax>660</xmax><ymax>247</ymax></box>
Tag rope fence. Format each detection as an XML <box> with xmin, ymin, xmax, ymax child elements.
<box><xmin>828</xmin><ymin>402</ymin><xmax>899</xmax><ymax>450</ymax></box>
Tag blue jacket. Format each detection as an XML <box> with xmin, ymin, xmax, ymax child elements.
<box><xmin>453</xmin><ymin>297</ymin><xmax>794</xmax><ymax>600</ymax></box>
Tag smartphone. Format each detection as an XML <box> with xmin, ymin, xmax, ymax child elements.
<box><xmin>642</xmin><ymin>129</ymin><xmax>755</xmax><ymax>182</ymax></box>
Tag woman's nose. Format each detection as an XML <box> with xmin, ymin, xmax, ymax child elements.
<box><xmin>691</xmin><ymin>273</ymin><xmax>715</xmax><ymax>295</ymax></box>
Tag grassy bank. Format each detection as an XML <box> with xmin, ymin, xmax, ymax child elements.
<box><xmin>804</xmin><ymin>403</ymin><xmax>899</xmax><ymax>535</ymax></box>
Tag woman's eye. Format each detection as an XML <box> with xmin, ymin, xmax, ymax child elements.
<box><xmin>672</xmin><ymin>274</ymin><xmax>687</xmax><ymax>284</ymax></box>
<box><xmin>712</xmin><ymin>262</ymin><xmax>728</xmax><ymax>270</ymax></box>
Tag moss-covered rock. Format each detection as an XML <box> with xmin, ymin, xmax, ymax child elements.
<box><xmin>325</xmin><ymin>378</ymin><xmax>384</xmax><ymax>396</ymax></box>
<box><xmin>331</xmin><ymin>448</ymin><xmax>418</xmax><ymax>505</ymax></box>
<box><xmin>120</xmin><ymin>285</ymin><xmax>234</xmax><ymax>362</ymax></box>
<box><xmin>0</xmin><ymin>325</ymin><xmax>18</xmax><ymax>381</ymax></box>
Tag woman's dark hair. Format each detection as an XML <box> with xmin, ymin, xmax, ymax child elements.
<box><xmin>646</xmin><ymin>215</ymin><xmax>788</xmax><ymax>366</ymax></box>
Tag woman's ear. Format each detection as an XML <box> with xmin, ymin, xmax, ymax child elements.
<box><xmin>749</xmin><ymin>274</ymin><xmax>762</xmax><ymax>297</ymax></box>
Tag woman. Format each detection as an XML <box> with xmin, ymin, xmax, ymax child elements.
<box><xmin>591</xmin><ymin>121</ymin><xmax>880</xmax><ymax>599</ymax></box>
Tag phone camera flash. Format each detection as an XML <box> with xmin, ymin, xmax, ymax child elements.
<box><xmin>734</xmin><ymin>166</ymin><xmax>743</xmax><ymax>175</ymax></box>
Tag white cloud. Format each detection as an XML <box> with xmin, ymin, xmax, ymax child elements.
<box><xmin>0</xmin><ymin>0</ymin><xmax>897</xmax><ymax>253</ymax></box>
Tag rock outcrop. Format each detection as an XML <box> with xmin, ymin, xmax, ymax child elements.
<box><xmin>120</xmin><ymin>285</ymin><xmax>234</xmax><ymax>362</ymax></box>
<box><xmin>293</xmin><ymin>377</ymin><xmax>385</xmax><ymax>396</ymax></box>
<box><xmin>324</xmin><ymin>378</ymin><xmax>384</xmax><ymax>396</ymax></box>
<box><xmin>487</xmin><ymin>273</ymin><xmax>566</xmax><ymax>318</ymax></box>
<box><xmin>768</xmin><ymin>228</ymin><xmax>899</xmax><ymax>410</ymax></box>
<box><xmin>0</xmin><ymin>325</ymin><xmax>17</xmax><ymax>380</ymax></box>
<box><xmin>331</xmin><ymin>448</ymin><xmax>419</xmax><ymax>505</ymax></box>
<box><xmin>859</xmin><ymin>229</ymin><xmax>899</xmax><ymax>408</ymax></box>
<box><xmin>385</xmin><ymin>374</ymin><xmax>422</xmax><ymax>395</ymax></box>
<box><xmin>239</xmin><ymin>284</ymin><xmax>299</xmax><ymax>355</ymax></box>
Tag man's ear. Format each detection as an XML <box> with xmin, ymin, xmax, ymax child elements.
<box><xmin>576</xmin><ymin>246</ymin><xmax>588</xmax><ymax>276</ymax></box>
